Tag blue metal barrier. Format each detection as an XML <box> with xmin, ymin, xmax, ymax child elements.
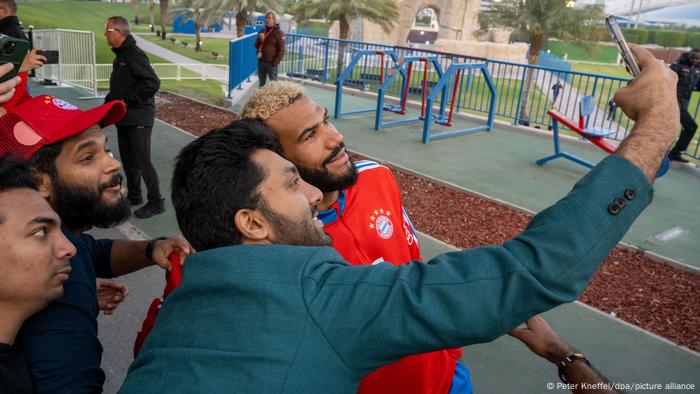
<box><xmin>334</xmin><ymin>50</ymin><xmax>399</xmax><ymax>119</ymax></box>
<box><xmin>422</xmin><ymin>63</ymin><xmax>495</xmax><ymax>143</ymax></box>
<box><xmin>272</xmin><ymin>34</ymin><xmax>700</xmax><ymax>159</ymax></box>
<box><xmin>375</xmin><ymin>56</ymin><xmax>444</xmax><ymax>130</ymax></box>
<box><xmin>228</xmin><ymin>33</ymin><xmax>258</xmax><ymax>95</ymax></box>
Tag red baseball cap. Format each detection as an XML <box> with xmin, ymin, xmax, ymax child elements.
<box><xmin>0</xmin><ymin>95</ymin><xmax>126</xmax><ymax>160</ymax></box>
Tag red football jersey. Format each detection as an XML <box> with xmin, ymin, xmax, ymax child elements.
<box><xmin>319</xmin><ymin>160</ymin><xmax>461</xmax><ymax>394</ymax></box>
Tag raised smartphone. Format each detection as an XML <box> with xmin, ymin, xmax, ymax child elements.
<box><xmin>0</xmin><ymin>35</ymin><xmax>31</xmax><ymax>82</ymax></box>
<box><xmin>605</xmin><ymin>15</ymin><xmax>640</xmax><ymax>77</ymax></box>
<box><xmin>37</xmin><ymin>49</ymin><xmax>59</xmax><ymax>64</ymax></box>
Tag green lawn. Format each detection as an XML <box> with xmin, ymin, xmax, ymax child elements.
<box><xmin>18</xmin><ymin>1</ymin><xmax>163</xmax><ymax>63</ymax></box>
<box><xmin>160</xmin><ymin>80</ymin><xmax>228</xmax><ymax>107</ymax></box>
<box><xmin>297</xmin><ymin>21</ymin><xmax>329</xmax><ymax>37</ymax></box>
<box><xmin>19</xmin><ymin>2</ymin><xmax>228</xmax><ymax>106</ymax></box>
<box><xmin>571</xmin><ymin>63</ymin><xmax>630</xmax><ymax>79</ymax></box>
<box><xmin>546</xmin><ymin>41</ymin><xmax>618</xmax><ymax>63</ymax></box>
<box><xmin>139</xmin><ymin>33</ymin><xmax>231</xmax><ymax>65</ymax></box>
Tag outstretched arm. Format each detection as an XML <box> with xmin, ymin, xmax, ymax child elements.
<box><xmin>510</xmin><ymin>316</ymin><xmax>621</xmax><ymax>394</ymax></box>
<box><xmin>614</xmin><ymin>45</ymin><xmax>679</xmax><ymax>183</ymax></box>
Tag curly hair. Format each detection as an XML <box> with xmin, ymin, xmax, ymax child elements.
<box><xmin>240</xmin><ymin>81</ymin><xmax>305</xmax><ymax>121</ymax></box>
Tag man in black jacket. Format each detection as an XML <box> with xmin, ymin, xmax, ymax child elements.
<box><xmin>105</xmin><ymin>16</ymin><xmax>164</xmax><ymax>218</ymax></box>
<box><xmin>668</xmin><ymin>48</ymin><xmax>700</xmax><ymax>163</ymax></box>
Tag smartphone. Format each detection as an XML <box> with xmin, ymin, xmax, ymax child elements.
<box><xmin>605</xmin><ymin>15</ymin><xmax>640</xmax><ymax>77</ymax></box>
<box><xmin>36</xmin><ymin>49</ymin><xmax>59</xmax><ymax>64</ymax></box>
<box><xmin>0</xmin><ymin>35</ymin><xmax>30</xmax><ymax>82</ymax></box>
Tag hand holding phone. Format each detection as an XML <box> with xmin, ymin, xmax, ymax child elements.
<box><xmin>0</xmin><ymin>62</ymin><xmax>21</xmax><ymax>104</ymax></box>
<box><xmin>20</xmin><ymin>48</ymin><xmax>48</xmax><ymax>73</ymax></box>
<box><xmin>36</xmin><ymin>49</ymin><xmax>58</xmax><ymax>64</ymax></box>
<box><xmin>0</xmin><ymin>35</ymin><xmax>30</xmax><ymax>82</ymax></box>
<box><xmin>605</xmin><ymin>15</ymin><xmax>640</xmax><ymax>76</ymax></box>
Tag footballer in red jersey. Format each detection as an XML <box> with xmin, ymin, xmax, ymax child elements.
<box><xmin>242</xmin><ymin>81</ymin><xmax>472</xmax><ymax>394</ymax></box>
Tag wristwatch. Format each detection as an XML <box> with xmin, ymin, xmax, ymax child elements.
<box><xmin>558</xmin><ymin>352</ymin><xmax>591</xmax><ymax>383</ymax></box>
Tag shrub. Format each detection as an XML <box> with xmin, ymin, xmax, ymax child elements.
<box><xmin>646</xmin><ymin>30</ymin><xmax>656</xmax><ymax>44</ymax></box>
<box><xmin>656</xmin><ymin>30</ymin><xmax>687</xmax><ymax>48</ymax></box>
<box><xmin>686</xmin><ymin>32</ymin><xmax>700</xmax><ymax>49</ymax></box>
<box><xmin>621</xmin><ymin>28</ymin><xmax>647</xmax><ymax>44</ymax></box>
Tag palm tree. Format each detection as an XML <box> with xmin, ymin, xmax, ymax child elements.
<box><xmin>292</xmin><ymin>0</ymin><xmax>399</xmax><ymax>76</ymax></box>
<box><xmin>132</xmin><ymin>0</ymin><xmax>140</xmax><ymax>25</ymax></box>
<box><xmin>160</xmin><ymin>0</ymin><xmax>169</xmax><ymax>40</ymax></box>
<box><xmin>479</xmin><ymin>0</ymin><xmax>603</xmax><ymax>125</ymax></box>
<box><xmin>172</xmin><ymin>0</ymin><xmax>230</xmax><ymax>51</ymax></box>
<box><xmin>233</xmin><ymin>0</ymin><xmax>284</xmax><ymax>38</ymax></box>
<box><xmin>149</xmin><ymin>0</ymin><xmax>156</xmax><ymax>32</ymax></box>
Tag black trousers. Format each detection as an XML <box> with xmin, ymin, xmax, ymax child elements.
<box><xmin>117</xmin><ymin>125</ymin><xmax>162</xmax><ymax>202</ymax></box>
<box><xmin>670</xmin><ymin>98</ymin><xmax>698</xmax><ymax>154</ymax></box>
<box><xmin>258</xmin><ymin>61</ymin><xmax>278</xmax><ymax>87</ymax></box>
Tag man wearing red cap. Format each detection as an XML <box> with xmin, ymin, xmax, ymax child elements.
<box><xmin>0</xmin><ymin>95</ymin><xmax>192</xmax><ymax>392</ymax></box>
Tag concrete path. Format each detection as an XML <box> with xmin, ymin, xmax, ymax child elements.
<box><xmin>31</xmin><ymin>83</ymin><xmax>700</xmax><ymax>394</ymax></box>
<box><xmin>132</xmin><ymin>34</ymin><xmax>229</xmax><ymax>83</ymax></box>
<box><xmin>420</xmin><ymin>234</ymin><xmax>700</xmax><ymax>394</ymax></box>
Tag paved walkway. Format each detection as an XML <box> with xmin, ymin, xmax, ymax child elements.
<box><xmin>31</xmin><ymin>83</ymin><xmax>699</xmax><ymax>394</ymax></box>
<box><xmin>133</xmin><ymin>34</ymin><xmax>229</xmax><ymax>83</ymax></box>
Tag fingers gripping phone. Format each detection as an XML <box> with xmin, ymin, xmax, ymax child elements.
<box><xmin>0</xmin><ymin>35</ymin><xmax>30</xmax><ymax>82</ymax></box>
<box><xmin>605</xmin><ymin>15</ymin><xmax>640</xmax><ymax>77</ymax></box>
<box><xmin>36</xmin><ymin>50</ymin><xmax>59</xmax><ymax>64</ymax></box>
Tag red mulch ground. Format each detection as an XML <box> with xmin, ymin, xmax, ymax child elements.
<box><xmin>155</xmin><ymin>92</ymin><xmax>700</xmax><ymax>352</ymax></box>
<box><xmin>155</xmin><ymin>92</ymin><xmax>238</xmax><ymax>136</ymax></box>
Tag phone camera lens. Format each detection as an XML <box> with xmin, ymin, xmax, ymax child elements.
<box><xmin>3</xmin><ymin>41</ymin><xmax>15</xmax><ymax>55</ymax></box>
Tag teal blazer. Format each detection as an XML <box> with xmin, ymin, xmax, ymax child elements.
<box><xmin>120</xmin><ymin>156</ymin><xmax>652</xmax><ymax>393</ymax></box>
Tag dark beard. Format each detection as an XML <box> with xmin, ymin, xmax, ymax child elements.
<box><xmin>296</xmin><ymin>144</ymin><xmax>358</xmax><ymax>193</ymax></box>
<box><xmin>52</xmin><ymin>174</ymin><xmax>131</xmax><ymax>229</ymax></box>
<box><xmin>259</xmin><ymin>199</ymin><xmax>332</xmax><ymax>247</ymax></box>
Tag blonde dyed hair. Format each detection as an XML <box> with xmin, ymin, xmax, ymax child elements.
<box><xmin>241</xmin><ymin>81</ymin><xmax>306</xmax><ymax>121</ymax></box>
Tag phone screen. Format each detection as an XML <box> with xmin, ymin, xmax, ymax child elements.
<box><xmin>605</xmin><ymin>15</ymin><xmax>640</xmax><ymax>77</ymax></box>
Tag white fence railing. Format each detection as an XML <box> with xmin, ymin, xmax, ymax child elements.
<box><xmin>32</xmin><ymin>29</ymin><xmax>98</xmax><ymax>95</ymax></box>
<box><xmin>95</xmin><ymin>63</ymin><xmax>229</xmax><ymax>83</ymax></box>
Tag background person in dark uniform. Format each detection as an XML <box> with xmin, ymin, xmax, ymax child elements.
<box><xmin>668</xmin><ymin>48</ymin><xmax>700</xmax><ymax>163</ymax></box>
<box><xmin>104</xmin><ymin>16</ymin><xmax>164</xmax><ymax>218</ymax></box>
<box><xmin>255</xmin><ymin>11</ymin><xmax>285</xmax><ymax>87</ymax></box>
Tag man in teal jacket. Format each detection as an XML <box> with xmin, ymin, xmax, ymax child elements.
<box><xmin>120</xmin><ymin>46</ymin><xmax>678</xmax><ymax>393</ymax></box>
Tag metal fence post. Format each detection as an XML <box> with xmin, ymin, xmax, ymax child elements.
<box><xmin>513</xmin><ymin>66</ymin><xmax>527</xmax><ymax>126</ymax></box>
<box><xmin>89</xmin><ymin>31</ymin><xmax>97</xmax><ymax>96</ymax></box>
<box><xmin>322</xmin><ymin>38</ymin><xmax>330</xmax><ymax>84</ymax></box>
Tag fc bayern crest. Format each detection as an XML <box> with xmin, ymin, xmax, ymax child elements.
<box><xmin>52</xmin><ymin>98</ymin><xmax>79</xmax><ymax>111</ymax></box>
<box><xmin>369</xmin><ymin>209</ymin><xmax>394</xmax><ymax>240</ymax></box>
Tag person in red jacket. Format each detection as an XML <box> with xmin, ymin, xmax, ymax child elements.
<box><xmin>254</xmin><ymin>11</ymin><xmax>285</xmax><ymax>87</ymax></box>
<box><xmin>241</xmin><ymin>81</ymin><xmax>472</xmax><ymax>394</ymax></box>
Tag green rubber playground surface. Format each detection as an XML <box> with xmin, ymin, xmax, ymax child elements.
<box><xmin>32</xmin><ymin>82</ymin><xmax>699</xmax><ymax>393</ymax></box>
